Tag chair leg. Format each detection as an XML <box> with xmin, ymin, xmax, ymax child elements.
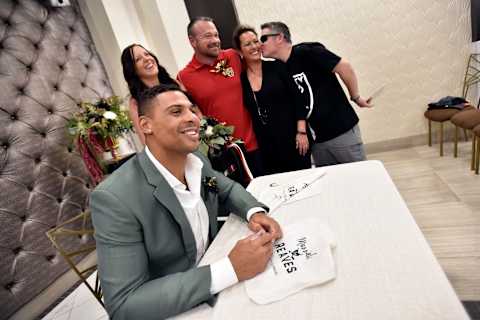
<box><xmin>471</xmin><ymin>134</ymin><xmax>476</xmax><ymax>171</ymax></box>
<box><xmin>439</xmin><ymin>122</ymin><xmax>444</xmax><ymax>156</ymax></box>
<box><xmin>464</xmin><ymin>128</ymin><xmax>469</xmax><ymax>141</ymax></box>
<box><xmin>428</xmin><ymin>120</ymin><xmax>432</xmax><ymax>146</ymax></box>
<box><xmin>454</xmin><ymin>125</ymin><xmax>458</xmax><ymax>157</ymax></box>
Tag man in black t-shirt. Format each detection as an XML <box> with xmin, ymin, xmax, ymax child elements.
<box><xmin>259</xmin><ymin>21</ymin><xmax>373</xmax><ymax>167</ymax></box>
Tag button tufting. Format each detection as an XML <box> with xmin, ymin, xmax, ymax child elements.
<box><xmin>46</xmin><ymin>255</ymin><xmax>55</xmax><ymax>262</ymax></box>
<box><xmin>25</xmin><ymin>65</ymin><xmax>32</xmax><ymax>71</ymax></box>
<box><xmin>62</xmin><ymin>171</ymin><xmax>67</xmax><ymax>177</ymax></box>
<box><xmin>81</xmin><ymin>82</ymin><xmax>86</xmax><ymax>87</ymax></box>
<box><xmin>27</xmin><ymin>185</ymin><xmax>33</xmax><ymax>191</ymax></box>
<box><xmin>5</xmin><ymin>282</ymin><xmax>15</xmax><ymax>290</ymax></box>
<box><xmin>33</xmin><ymin>43</ymin><xmax>39</xmax><ymax>49</ymax></box>
<box><xmin>20</xmin><ymin>215</ymin><xmax>26</xmax><ymax>222</ymax></box>
<box><xmin>40</xmin><ymin>132</ymin><xmax>46</xmax><ymax>138</ymax></box>
<box><xmin>67</xmin><ymin>147</ymin><xmax>73</xmax><ymax>153</ymax></box>
<box><xmin>10</xmin><ymin>114</ymin><xmax>17</xmax><ymax>120</ymax></box>
<box><xmin>18</xmin><ymin>87</ymin><xmax>24</xmax><ymax>94</ymax></box>
<box><xmin>64</xmin><ymin>44</ymin><xmax>68</xmax><ymax>50</ymax></box>
<box><xmin>59</xmin><ymin>64</ymin><xmax>64</xmax><ymax>70</ymax></box>
<box><xmin>85</xmin><ymin>183</ymin><xmax>90</xmax><ymax>189</ymax></box>
<box><xmin>12</xmin><ymin>247</ymin><xmax>22</xmax><ymax>255</ymax></box>
<box><xmin>69</xmin><ymin>26</ymin><xmax>74</xmax><ymax>32</ymax></box>
<box><xmin>84</xmin><ymin>64</ymin><xmax>89</xmax><ymax>69</ymax></box>
<box><xmin>34</xmin><ymin>157</ymin><xmax>41</xmax><ymax>163</ymax></box>
<box><xmin>53</xmin><ymin>84</ymin><xmax>58</xmax><ymax>90</ymax></box>
<box><xmin>47</xmin><ymin>110</ymin><xmax>53</xmax><ymax>115</ymax></box>
<box><xmin>2</xmin><ymin>142</ymin><xmax>9</xmax><ymax>150</ymax></box>
<box><xmin>57</xmin><ymin>198</ymin><xmax>62</xmax><ymax>203</ymax></box>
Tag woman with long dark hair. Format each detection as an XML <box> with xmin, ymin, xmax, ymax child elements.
<box><xmin>121</xmin><ymin>44</ymin><xmax>178</xmax><ymax>144</ymax></box>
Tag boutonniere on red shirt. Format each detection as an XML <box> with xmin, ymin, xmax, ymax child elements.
<box><xmin>210</xmin><ymin>59</ymin><xmax>234</xmax><ymax>78</ymax></box>
<box><xmin>203</xmin><ymin>176</ymin><xmax>218</xmax><ymax>193</ymax></box>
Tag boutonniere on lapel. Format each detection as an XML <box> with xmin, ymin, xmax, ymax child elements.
<box><xmin>203</xmin><ymin>176</ymin><xmax>218</xmax><ymax>193</ymax></box>
<box><xmin>210</xmin><ymin>59</ymin><xmax>234</xmax><ymax>78</ymax></box>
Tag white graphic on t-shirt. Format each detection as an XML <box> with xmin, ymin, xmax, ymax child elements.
<box><xmin>292</xmin><ymin>72</ymin><xmax>314</xmax><ymax>119</ymax></box>
<box><xmin>293</xmin><ymin>72</ymin><xmax>316</xmax><ymax>139</ymax></box>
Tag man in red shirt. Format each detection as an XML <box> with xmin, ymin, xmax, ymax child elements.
<box><xmin>178</xmin><ymin>17</ymin><xmax>264</xmax><ymax>177</ymax></box>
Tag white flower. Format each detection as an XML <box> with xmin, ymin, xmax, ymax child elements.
<box><xmin>205</xmin><ymin>125</ymin><xmax>214</xmax><ymax>137</ymax></box>
<box><xmin>103</xmin><ymin>111</ymin><xmax>117</xmax><ymax>120</ymax></box>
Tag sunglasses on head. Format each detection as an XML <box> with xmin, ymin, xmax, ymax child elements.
<box><xmin>260</xmin><ymin>33</ymin><xmax>280</xmax><ymax>43</ymax></box>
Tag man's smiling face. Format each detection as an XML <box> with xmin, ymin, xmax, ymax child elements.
<box><xmin>140</xmin><ymin>90</ymin><xmax>201</xmax><ymax>157</ymax></box>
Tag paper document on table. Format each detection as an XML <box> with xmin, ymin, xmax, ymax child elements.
<box><xmin>258</xmin><ymin>168</ymin><xmax>326</xmax><ymax>214</ymax></box>
<box><xmin>245</xmin><ymin>219</ymin><xmax>336</xmax><ymax>304</ymax></box>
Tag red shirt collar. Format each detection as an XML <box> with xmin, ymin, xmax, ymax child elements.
<box><xmin>188</xmin><ymin>50</ymin><xmax>228</xmax><ymax>70</ymax></box>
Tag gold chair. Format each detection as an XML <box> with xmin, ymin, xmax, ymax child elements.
<box><xmin>46</xmin><ymin>211</ymin><xmax>103</xmax><ymax>307</ymax></box>
<box><xmin>424</xmin><ymin>108</ymin><xmax>461</xmax><ymax>156</ymax></box>
<box><xmin>451</xmin><ymin>109</ymin><xmax>480</xmax><ymax>169</ymax></box>
<box><xmin>473</xmin><ymin>124</ymin><xmax>480</xmax><ymax>174</ymax></box>
<box><xmin>451</xmin><ymin>53</ymin><xmax>480</xmax><ymax>156</ymax></box>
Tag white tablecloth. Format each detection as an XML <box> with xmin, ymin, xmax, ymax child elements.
<box><xmin>173</xmin><ymin>160</ymin><xmax>469</xmax><ymax>320</ymax></box>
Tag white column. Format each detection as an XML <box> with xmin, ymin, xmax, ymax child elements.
<box><xmin>133</xmin><ymin>0</ymin><xmax>192</xmax><ymax>75</ymax></box>
<box><xmin>78</xmin><ymin>0</ymin><xmax>192</xmax><ymax>97</ymax></box>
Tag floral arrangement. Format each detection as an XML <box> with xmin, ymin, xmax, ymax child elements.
<box><xmin>199</xmin><ymin>116</ymin><xmax>240</xmax><ymax>157</ymax></box>
<box><xmin>202</xmin><ymin>176</ymin><xmax>218</xmax><ymax>193</ymax></box>
<box><xmin>67</xmin><ymin>96</ymin><xmax>133</xmax><ymax>184</ymax></box>
<box><xmin>210</xmin><ymin>59</ymin><xmax>234</xmax><ymax>77</ymax></box>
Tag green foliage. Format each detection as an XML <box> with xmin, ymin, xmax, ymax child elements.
<box><xmin>199</xmin><ymin>117</ymin><xmax>241</xmax><ymax>156</ymax></box>
<box><xmin>67</xmin><ymin>96</ymin><xmax>132</xmax><ymax>141</ymax></box>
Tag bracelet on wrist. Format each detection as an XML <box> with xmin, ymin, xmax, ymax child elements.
<box><xmin>297</xmin><ymin>131</ymin><xmax>307</xmax><ymax>135</ymax></box>
<box><xmin>350</xmin><ymin>95</ymin><xmax>361</xmax><ymax>103</ymax></box>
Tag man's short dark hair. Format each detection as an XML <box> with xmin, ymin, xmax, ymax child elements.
<box><xmin>260</xmin><ymin>21</ymin><xmax>292</xmax><ymax>43</ymax></box>
<box><xmin>187</xmin><ymin>16</ymin><xmax>214</xmax><ymax>37</ymax></box>
<box><xmin>137</xmin><ymin>84</ymin><xmax>190</xmax><ymax>116</ymax></box>
<box><xmin>232</xmin><ymin>25</ymin><xmax>257</xmax><ymax>50</ymax></box>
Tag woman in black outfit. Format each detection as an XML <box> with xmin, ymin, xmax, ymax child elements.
<box><xmin>233</xmin><ymin>26</ymin><xmax>311</xmax><ymax>174</ymax></box>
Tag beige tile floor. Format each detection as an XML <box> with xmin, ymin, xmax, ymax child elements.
<box><xmin>369</xmin><ymin>140</ymin><xmax>480</xmax><ymax>300</ymax></box>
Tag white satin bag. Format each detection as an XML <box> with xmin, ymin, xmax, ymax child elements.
<box><xmin>245</xmin><ymin>219</ymin><xmax>336</xmax><ymax>304</ymax></box>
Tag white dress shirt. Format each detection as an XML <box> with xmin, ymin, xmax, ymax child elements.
<box><xmin>146</xmin><ymin>147</ymin><xmax>258</xmax><ymax>294</ymax></box>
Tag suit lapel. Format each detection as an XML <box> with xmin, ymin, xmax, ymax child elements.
<box><xmin>137</xmin><ymin>151</ymin><xmax>197</xmax><ymax>265</ymax></box>
<box><xmin>201</xmin><ymin>165</ymin><xmax>219</xmax><ymax>240</ymax></box>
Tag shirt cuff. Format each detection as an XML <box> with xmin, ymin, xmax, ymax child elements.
<box><xmin>209</xmin><ymin>257</ymin><xmax>238</xmax><ymax>295</ymax></box>
<box><xmin>246</xmin><ymin>207</ymin><xmax>266</xmax><ymax>221</ymax></box>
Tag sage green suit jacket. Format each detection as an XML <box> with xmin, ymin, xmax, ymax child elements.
<box><xmin>90</xmin><ymin>151</ymin><xmax>266</xmax><ymax>320</ymax></box>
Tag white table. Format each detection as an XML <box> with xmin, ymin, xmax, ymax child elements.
<box><xmin>173</xmin><ymin>160</ymin><xmax>469</xmax><ymax>320</ymax></box>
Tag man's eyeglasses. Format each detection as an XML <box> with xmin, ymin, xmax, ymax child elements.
<box><xmin>260</xmin><ymin>33</ymin><xmax>280</xmax><ymax>43</ymax></box>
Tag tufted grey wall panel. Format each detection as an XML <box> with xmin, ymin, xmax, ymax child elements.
<box><xmin>0</xmin><ymin>0</ymin><xmax>113</xmax><ymax>318</ymax></box>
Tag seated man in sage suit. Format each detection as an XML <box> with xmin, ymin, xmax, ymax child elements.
<box><xmin>90</xmin><ymin>84</ymin><xmax>282</xmax><ymax>320</ymax></box>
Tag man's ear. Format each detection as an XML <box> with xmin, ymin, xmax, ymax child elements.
<box><xmin>276</xmin><ymin>33</ymin><xmax>284</xmax><ymax>44</ymax></box>
<box><xmin>188</xmin><ymin>35</ymin><xmax>196</xmax><ymax>48</ymax></box>
<box><xmin>139</xmin><ymin>115</ymin><xmax>152</xmax><ymax>135</ymax></box>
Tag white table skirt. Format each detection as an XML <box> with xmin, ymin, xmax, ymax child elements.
<box><xmin>172</xmin><ymin>160</ymin><xmax>468</xmax><ymax>320</ymax></box>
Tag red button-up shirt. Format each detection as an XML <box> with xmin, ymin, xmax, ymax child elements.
<box><xmin>178</xmin><ymin>49</ymin><xmax>258</xmax><ymax>151</ymax></box>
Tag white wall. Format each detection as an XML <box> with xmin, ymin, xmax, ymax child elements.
<box><xmin>234</xmin><ymin>0</ymin><xmax>473</xmax><ymax>143</ymax></box>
